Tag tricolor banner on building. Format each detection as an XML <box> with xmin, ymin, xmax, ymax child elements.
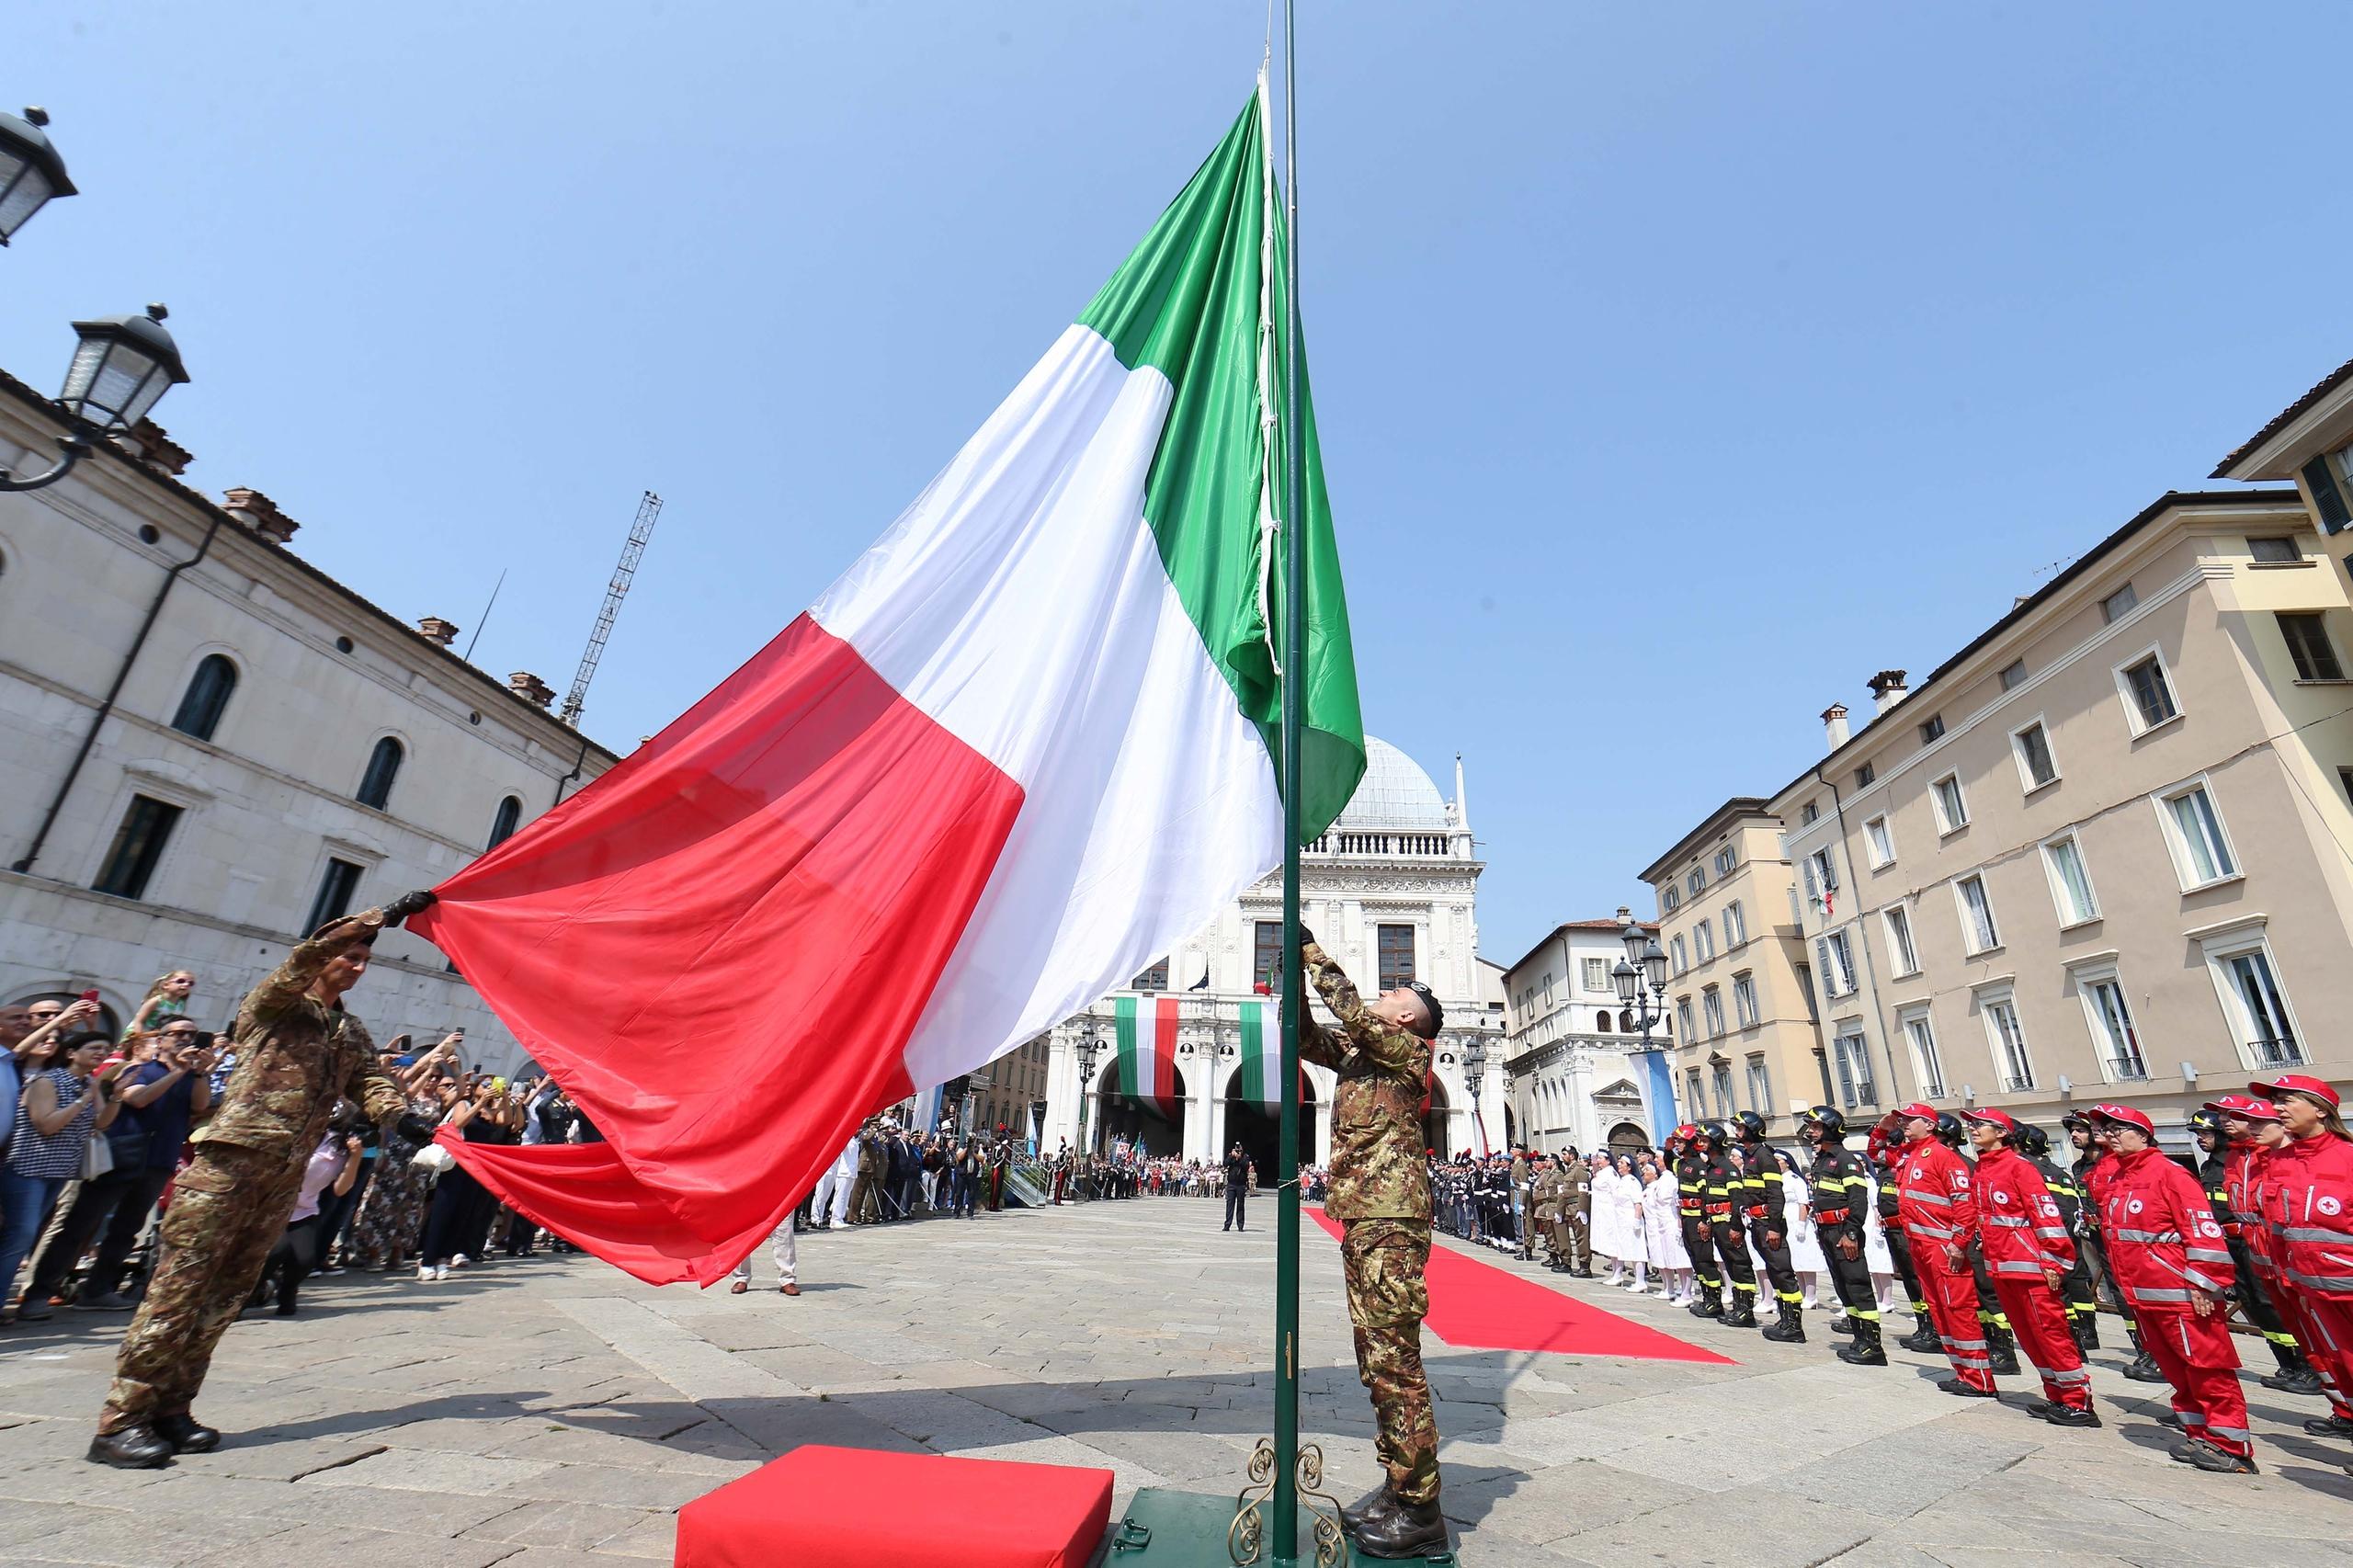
<box><xmin>1235</xmin><ymin>997</ymin><xmax>1302</xmax><ymax>1105</ymax></box>
<box><xmin>409</xmin><ymin>89</ymin><xmax>1364</xmax><ymax>1286</ymax></box>
<box><xmin>1114</xmin><ymin>995</ymin><xmax>1184</xmax><ymax>1120</ymax></box>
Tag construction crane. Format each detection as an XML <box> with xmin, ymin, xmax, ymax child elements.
<box><xmin>561</xmin><ymin>490</ymin><xmax>663</xmax><ymax>729</ymax></box>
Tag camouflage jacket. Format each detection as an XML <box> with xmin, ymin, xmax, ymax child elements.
<box><xmin>197</xmin><ymin>911</ymin><xmax>408</xmax><ymax>1165</ymax></box>
<box><xmin>1298</xmin><ymin>940</ymin><xmax>1431</xmax><ymax>1223</ymax></box>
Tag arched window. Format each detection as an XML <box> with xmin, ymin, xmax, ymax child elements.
<box><xmin>171</xmin><ymin>654</ymin><xmax>238</xmax><ymax>741</ymax></box>
<box><xmin>1594</xmin><ymin>1010</ymin><xmax>1613</xmax><ymax>1033</ymax></box>
<box><xmin>357</xmin><ymin>736</ymin><xmax>404</xmax><ymax>810</ymax></box>
<box><xmin>486</xmin><ymin>794</ymin><xmax>523</xmax><ymax>849</ymax></box>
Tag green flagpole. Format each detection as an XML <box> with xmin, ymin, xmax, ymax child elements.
<box><xmin>1273</xmin><ymin>0</ymin><xmax>1304</xmax><ymax>1559</ymax></box>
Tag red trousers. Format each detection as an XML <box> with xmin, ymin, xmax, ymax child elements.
<box><xmin>1990</xmin><ymin>1276</ymin><xmax>2090</xmax><ymax>1410</ymax></box>
<box><xmin>1917</xmin><ymin>1244</ymin><xmax>1995</xmax><ymax>1392</ymax></box>
<box><xmin>2138</xmin><ymin>1308</ymin><xmax>2251</xmax><ymax>1459</ymax></box>
<box><xmin>2281</xmin><ymin>1285</ymin><xmax>2353</xmax><ymax>1420</ymax></box>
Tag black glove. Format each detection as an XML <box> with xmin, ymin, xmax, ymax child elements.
<box><xmin>394</xmin><ymin>1112</ymin><xmax>442</xmax><ymax>1145</ymax></box>
<box><xmin>1297</xmin><ymin>925</ymin><xmax>1317</xmax><ymax>949</ymax></box>
<box><xmin>383</xmin><ymin>889</ymin><xmax>438</xmax><ymax>926</ymax></box>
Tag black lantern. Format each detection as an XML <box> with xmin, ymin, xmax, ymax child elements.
<box><xmin>0</xmin><ymin>108</ymin><xmax>76</xmax><ymax>245</ymax></box>
<box><xmin>1619</xmin><ymin>916</ymin><xmax>1647</xmax><ymax>966</ymax></box>
<box><xmin>1642</xmin><ymin>937</ymin><xmax>1668</xmax><ymax>992</ymax></box>
<box><xmin>62</xmin><ymin>304</ymin><xmax>188</xmax><ymax>429</ymax></box>
<box><xmin>1612</xmin><ymin>959</ymin><xmax>1640</xmax><ymax>1005</ymax></box>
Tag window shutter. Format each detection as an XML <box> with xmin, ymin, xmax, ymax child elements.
<box><xmin>2304</xmin><ymin>454</ymin><xmax>2352</xmax><ymax>534</ymax></box>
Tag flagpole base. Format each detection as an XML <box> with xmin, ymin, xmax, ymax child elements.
<box><xmin>1107</xmin><ymin>1487</ymin><xmax>1348</xmax><ymax>1568</ymax></box>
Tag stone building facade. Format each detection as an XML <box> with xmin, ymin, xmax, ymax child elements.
<box><xmin>1500</xmin><ymin>916</ymin><xmax>1664</xmax><ymax>1154</ymax></box>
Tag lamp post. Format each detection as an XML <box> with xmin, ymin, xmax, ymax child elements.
<box><xmin>1462</xmin><ymin>1033</ymin><xmax>1490</xmax><ymax>1155</ymax></box>
<box><xmin>1074</xmin><ymin>1032</ymin><xmax>1105</xmax><ymax>1156</ymax></box>
<box><xmin>1</xmin><ymin>305</ymin><xmax>190</xmax><ymax>493</ymax></box>
<box><xmin>1612</xmin><ymin>915</ymin><xmax>1673</xmax><ymax>1135</ymax></box>
<box><xmin>0</xmin><ymin>108</ymin><xmax>76</xmax><ymax>246</ymax></box>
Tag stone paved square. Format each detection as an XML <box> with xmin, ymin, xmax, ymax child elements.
<box><xmin>1</xmin><ymin>1201</ymin><xmax>2347</xmax><ymax>1565</ymax></box>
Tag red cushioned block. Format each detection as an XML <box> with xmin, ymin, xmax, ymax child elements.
<box><xmin>676</xmin><ymin>1444</ymin><xmax>1114</xmax><ymax>1568</ymax></box>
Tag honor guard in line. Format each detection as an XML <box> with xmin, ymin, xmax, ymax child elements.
<box><xmin>1294</xmin><ymin>933</ymin><xmax>1449</xmax><ymax>1558</ymax></box>
<box><xmin>1697</xmin><ymin>1121</ymin><xmax>1761</xmax><ymax>1328</ymax></box>
<box><xmin>1798</xmin><ymin>1106</ymin><xmax>1886</xmax><ymax>1366</ymax></box>
<box><xmin>2192</xmin><ymin>1103</ymin><xmax>2323</xmax><ymax>1394</ymax></box>
<box><xmin>1510</xmin><ymin>1146</ymin><xmax>1533</xmax><ymax>1260</ymax></box>
<box><xmin>1735</xmin><ymin>1110</ymin><xmax>1805</xmax><ymax>1342</ymax></box>
<box><xmin>1958</xmin><ymin>1108</ymin><xmax>2098</xmax><ymax>1426</ymax></box>
<box><xmin>1672</xmin><ymin>1126</ymin><xmax>1722</xmax><ymax>1317</ymax></box>
<box><xmin>1557</xmin><ymin>1151</ymin><xmax>1595</xmax><ymax>1277</ymax></box>
<box><xmin>2020</xmin><ymin>1120</ymin><xmax>2102</xmax><ymax>1350</ymax></box>
<box><xmin>1530</xmin><ymin>1155</ymin><xmax>1564</xmax><ymax>1269</ymax></box>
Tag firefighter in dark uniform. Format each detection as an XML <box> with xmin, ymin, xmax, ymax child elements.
<box><xmin>1699</xmin><ymin>1121</ymin><xmax>1761</xmax><ymax>1328</ymax></box>
<box><xmin>2192</xmin><ymin>1105</ymin><xmax>2322</xmax><ymax>1394</ymax></box>
<box><xmin>1798</xmin><ymin>1107</ymin><xmax>1885</xmax><ymax>1365</ymax></box>
<box><xmin>1736</xmin><ymin>1110</ymin><xmax>1805</xmax><ymax>1341</ymax></box>
<box><xmin>1672</xmin><ymin>1125</ymin><xmax>1722</xmax><ymax>1318</ymax></box>
<box><xmin>2019</xmin><ymin>1121</ymin><xmax>2100</xmax><ymax>1350</ymax></box>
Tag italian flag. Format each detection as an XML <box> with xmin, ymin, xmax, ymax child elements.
<box><xmin>412</xmin><ymin>88</ymin><xmax>1364</xmax><ymax>1286</ymax></box>
<box><xmin>1114</xmin><ymin>995</ymin><xmax>1183</xmax><ymax>1120</ymax></box>
<box><xmin>1236</xmin><ymin>998</ymin><xmax>1300</xmax><ymax>1106</ymax></box>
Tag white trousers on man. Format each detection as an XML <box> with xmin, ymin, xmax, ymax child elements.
<box><xmin>731</xmin><ymin>1213</ymin><xmax>797</xmax><ymax>1287</ymax></box>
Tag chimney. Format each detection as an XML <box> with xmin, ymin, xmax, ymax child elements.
<box><xmin>1866</xmin><ymin>669</ymin><xmax>1909</xmax><ymax>715</ymax></box>
<box><xmin>1821</xmin><ymin>702</ymin><xmax>1850</xmax><ymax>750</ymax></box>
<box><xmin>507</xmin><ymin>671</ymin><xmax>555</xmax><ymax>708</ymax></box>
<box><xmin>222</xmin><ymin>487</ymin><xmax>298</xmax><ymax>545</ymax></box>
<box><xmin>416</xmin><ymin>616</ymin><xmax>460</xmax><ymax>648</ymax></box>
<box><xmin>112</xmin><ymin>419</ymin><xmax>191</xmax><ymax>477</ymax></box>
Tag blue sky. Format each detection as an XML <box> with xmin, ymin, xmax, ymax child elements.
<box><xmin>8</xmin><ymin>4</ymin><xmax>2348</xmax><ymax>967</ymax></box>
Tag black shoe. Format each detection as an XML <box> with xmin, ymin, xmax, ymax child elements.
<box><xmin>2122</xmin><ymin>1351</ymin><xmax>2167</xmax><ymax>1384</ymax></box>
<box><xmin>2262</xmin><ymin>1364</ymin><xmax>2325</xmax><ymax>1397</ymax></box>
<box><xmin>87</xmin><ymin>1426</ymin><xmax>175</xmax><ymax>1469</ymax></box>
<box><xmin>153</xmin><ymin>1414</ymin><xmax>221</xmax><ymax>1454</ymax></box>
<box><xmin>1939</xmin><ymin>1379</ymin><xmax>1997</xmax><ymax>1399</ymax></box>
<box><xmin>1338</xmin><ymin>1486</ymin><xmax>1399</xmax><ymax>1537</ymax></box>
<box><xmin>2155</xmin><ymin>1412</ymin><xmax>2185</xmax><ymax>1431</ymax></box>
<box><xmin>13</xmin><ymin>1301</ymin><xmax>52</xmax><ymax>1323</ymax></box>
<box><xmin>2071</xmin><ymin>1319</ymin><xmax>2099</xmax><ymax>1352</ymax></box>
<box><xmin>1759</xmin><ymin>1307</ymin><xmax>1805</xmax><ymax>1343</ymax></box>
<box><xmin>1721</xmin><ymin>1301</ymin><xmax>1759</xmax><ymax>1329</ymax></box>
<box><xmin>1836</xmin><ymin>1324</ymin><xmax>1888</xmax><ymax>1367</ymax></box>
<box><xmin>1898</xmin><ymin>1326</ymin><xmax>1941</xmax><ymax>1355</ymax></box>
<box><xmin>2170</xmin><ymin>1438</ymin><xmax>2256</xmax><ymax>1475</ymax></box>
<box><xmin>1989</xmin><ymin>1348</ymin><xmax>2021</xmax><ymax>1378</ymax></box>
<box><xmin>2025</xmin><ymin>1399</ymin><xmax>2054</xmax><ymax>1417</ymax></box>
<box><xmin>2303</xmin><ymin>1414</ymin><xmax>2353</xmax><ymax>1437</ymax></box>
<box><xmin>2041</xmin><ymin>1404</ymin><xmax>2101</xmax><ymax>1428</ymax></box>
<box><xmin>1353</xmin><ymin>1497</ymin><xmax>1447</xmax><ymax>1559</ymax></box>
<box><xmin>1828</xmin><ymin>1317</ymin><xmax>1858</xmax><ymax>1336</ymax></box>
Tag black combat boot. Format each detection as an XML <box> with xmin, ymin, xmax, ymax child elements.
<box><xmin>1760</xmin><ymin>1301</ymin><xmax>1805</xmax><ymax>1343</ymax></box>
<box><xmin>1688</xmin><ymin>1285</ymin><xmax>1721</xmax><ymax>1318</ymax></box>
<box><xmin>1338</xmin><ymin>1485</ymin><xmax>1399</xmax><ymax>1538</ymax></box>
<box><xmin>2122</xmin><ymin>1349</ymin><xmax>2166</xmax><ymax>1383</ymax></box>
<box><xmin>1898</xmin><ymin>1315</ymin><xmax>1941</xmax><ymax>1354</ymax></box>
<box><xmin>2260</xmin><ymin>1352</ymin><xmax>2325</xmax><ymax>1396</ymax></box>
<box><xmin>1721</xmin><ymin>1293</ymin><xmax>1758</xmax><ymax>1329</ymax></box>
<box><xmin>1836</xmin><ymin>1318</ymin><xmax>1889</xmax><ymax>1367</ymax></box>
<box><xmin>153</xmin><ymin>1414</ymin><xmax>221</xmax><ymax>1454</ymax></box>
<box><xmin>2071</xmin><ymin>1313</ymin><xmax>2099</xmax><ymax>1352</ymax></box>
<box><xmin>1985</xmin><ymin>1324</ymin><xmax>2021</xmax><ymax>1378</ymax></box>
<box><xmin>87</xmin><ymin>1426</ymin><xmax>175</xmax><ymax>1470</ymax></box>
<box><xmin>1353</xmin><ymin>1496</ymin><xmax>1448</xmax><ymax>1560</ymax></box>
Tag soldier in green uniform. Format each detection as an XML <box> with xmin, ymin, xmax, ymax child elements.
<box><xmin>89</xmin><ymin>896</ymin><xmax>441</xmax><ymax>1468</ymax></box>
<box><xmin>1296</xmin><ymin>934</ymin><xmax>1448</xmax><ymax>1561</ymax></box>
<box><xmin>1559</xmin><ymin>1153</ymin><xmax>1595</xmax><ymax>1277</ymax></box>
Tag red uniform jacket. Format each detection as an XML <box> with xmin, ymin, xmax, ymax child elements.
<box><xmin>1973</xmin><ymin>1146</ymin><xmax>2075</xmax><ymax>1277</ymax></box>
<box><xmin>2224</xmin><ymin>1142</ymin><xmax>2279</xmax><ymax>1280</ymax></box>
<box><xmin>2256</xmin><ymin>1131</ymin><xmax>2353</xmax><ymax>1302</ymax></box>
<box><xmin>1894</xmin><ymin>1137</ymin><xmax>1976</xmax><ymax>1271</ymax></box>
<box><xmin>2096</xmin><ymin>1146</ymin><xmax>2234</xmax><ymax>1312</ymax></box>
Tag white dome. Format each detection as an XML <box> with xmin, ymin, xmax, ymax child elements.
<box><xmin>1333</xmin><ymin>736</ymin><xmax>1450</xmax><ymax>833</ymax></box>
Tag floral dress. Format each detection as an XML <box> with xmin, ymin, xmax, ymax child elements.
<box><xmin>347</xmin><ymin>1095</ymin><xmax>439</xmax><ymax>1268</ymax></box>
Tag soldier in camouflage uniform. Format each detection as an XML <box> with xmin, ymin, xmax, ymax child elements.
<box><xmin>89</xmin><ymin>897</ymin><xmax>442</xmax><ymax>1469</ymax></box>
<box><xmin>1297</xmin><ymin>935</ymin><xmax>1448</xmax><ymax>1560</ymax></box>
<box><xmin>1558</xmin><ymin>1153</ymin><xmax>1595</xmax><ymax>1277</ymax></box>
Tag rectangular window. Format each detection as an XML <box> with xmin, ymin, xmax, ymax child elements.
<box><xmin>1804</xmin><ymin>846</ymin><xmax>1837</xmax><ymax>907</ymax></box>
<box><xmin>1722</xmin><ymin>901</ymin><xmax>1746</xmax><ymax>947</ymax></box>
<box><xmin>2304</xmin><ymin>450</ymin><xmax>2353</xmax><ymax>533</ymax></box>
<box><xmin>1745</xmin><ymin>1055</ymin><xmax>1770</xmax><ymax>1112</ymax></box>
<box><xmin>1688</xmin><ymin>867</ymin><xmax>1707</xmax><ymax>897</ymax></box>
<box><xmin>2249</xmin><ymin>535</ymin><xmax>2302</xmax><ymax>564</ymax></box>
<box><xmin>1716</xmin><ymin>845</ymin><xmax>1738</xmax><ymax>878</ymax></box>
<box><xmin>1711</xmin><ymin>1062</ymin><xmax>1733</xmax><ymax>1118</ymax></box>
<box><xmin>1918</xmin><ymin>713</ymin><xmax>1946</xmax><ymax>744</ymax></box>
<box><xmin>1800</xmin><ymin>801</ymin><xmax>1819</xmax><ymax>825</ymax></box>
<box><xmin>2224</xmin><ymin>949</ymin><xmax>2301</xmax><ymax>1067</ymax></box>
<box><xmin>1883</xmin><ymin>903</ymin><xmax>1919</xmax><ymax>977</ymax></box>
<box><xmin>2341</xmin><ymin>766</ymin><xmax>2353</xmax><ymax>809</ymax></box>
<box><xmin>1856</xmin><ymin>762</ymin><xmax>1876</xmax><ymax>789</ymax></box>
<box><xmin>2082</xmin><ymin>975</ymin><xmax>2148</xmax><ymax>1081</ymax></box>
<box><xmin>306</xmin><ymin>857</ymin><xmax>364</xmax><ymax>935</ymax></box>
<box><xmin>1254</xmin><ymin>920</ymin><xmax>1283</xmax><ymax>990</ymax></box>
<box><xmin>2159</xmin><ymin>783</ymin><xmax>2238</xmax><ymax>887</ymax></box>
<box><xmin>1984</xmin><ymin>996</ymin><xmax>2035</xmax><ymax>1091</ymax></box>
<box><xmin>2100</xmin><ymin>583</ymin><xmax>2139</xmax><ymax>624</ymax></box>
<box><xmin>1377</xmin><ymin>924</ymin><xmax>1415</xmax><ymax>990</ymax></box>
<box><xmin>1677</xmin><ymin>997</ymin><xmax>1696</xmax><ymax>1043</ymax></box>
<box><xmin>2121</xmin><ymin>653</ymin><xmax>2179</xmax><ymax>731</ymax></box>
<box><xmin>1131</xmin><ymin>958</ymin><xmax>1170</xmax><ymax>991</ymax></box>
<box><xmin>1998</xmin><ymin>658</ymin><xmax>2028</xmax><ymax>691</ymax></box>
<box><xmin>1583</xmin><ymin>957</ymin><xmax>1609</xmax><ymax>993</ymax></box>
<box><xmin>92</xmin><ymin>795</ymin><xmax>182</xmax><ymax>901</ymax></box>
<box><xmin>1733</xmin><ymin>971</ymin><xmax>1759</xmax><ymax>1028</ymax></box>
<box><xmin>1864</xmin><ymin>813</ymin><xmax>1894</xmax><ymax>869</ymax></box>
<box><xmin>2279</xmin><ymin>612</ymin><xmax>2346</xmax><ymax>681</ymax></box>
<box><xmin>1832</xmin><ymin>1029</ymin><xmax>1875</xmax><ymax>1108</ymax></box>
<box><xmin>1901</xmin><ymin>1009</ymin><xmax>1946</xmax><ymax>1098</ymax></box>
<box><xmin>1662</xmin><ymin>885</ymin><xmax>1682</xmax><ymax>913</ymax></box>
<box><xmin>1794</xmin><ymin>961</ymin><xmax>1818</xmax><ymax>1022</ymax></box>
<box><xmin>1818</xmin><ymin>930</ymin><xmax>1857</xmax><ymax>997</ymax></box>
<box><xmin>2043</xmin><ymin>835</ymin><xmax>2098</xmax><ymax>925</ymax></box>
<box><xmin>1956</xmin><ymin>874</ymin><xmax>2000</xmax><ymax>954</ymax></box>
<box><xmin>1686</xmin><ymin>1069</ymin><xmax>1704</xmax><ymax>1121</ymax></box>
<box><xmin>1693</xmin><ymin>921</ymin><xmax>1715</xmax><ymax>963</ymax></box>
<box><xmin>1702</xmin><ymin>986</ymin><xmax>1725</xmax><ymax>1038</ymax></box>
<box><xmin>2014</xmin><ymin>721</ymin><xmax>2057</xmax><ymax>789</ymax></box>
<box><xmin>1671</xmin><ymin>935</ymin><xmax>1688</xmax><ymax>975</ymax></box>
<box><xmin>1931</xmin><ymin>772</ymin><xmax>1969</xmax><ymax>834</ymax></box>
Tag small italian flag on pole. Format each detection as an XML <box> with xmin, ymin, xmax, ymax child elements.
<box><xmin>414</xmin><ymin>86</ymin><xmax>1365</xmax><ymax>1285</ymax></box>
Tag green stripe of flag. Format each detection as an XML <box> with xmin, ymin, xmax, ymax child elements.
<box><xmin>1114</xmin><ymin>994</ymin><xmax>1140</xmax><ymax>1097</ymax></box>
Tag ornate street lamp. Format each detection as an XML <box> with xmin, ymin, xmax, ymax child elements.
<box><xmin>1463</xmin><ymin>1033</ymin><xmax>1490</xmax><ymax>1153</ymax></box>
<box><xmin>1614</xmin><ymin>918</ymin><xmax>1672</xmax><ymax>1051</ymax></box>
<box><xmin>1074</xmin><ymin>1032</ymin><xmax>1106</xmax><ymax>1155</ymax></box>
<box><xmin>1</xmin><ymin>304</ymin><xmax>191</xmax><ymax>494</ymax></box>
<box><xmin>0</xmin><ymin>108</ymin><xmax>76</xmax><ymax>245</ymax></box>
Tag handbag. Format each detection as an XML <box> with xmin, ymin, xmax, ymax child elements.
<box><xmin>83</xmin><ymin>1131</ymin><xmax>115</xmax><ymax>1181</ymax></box>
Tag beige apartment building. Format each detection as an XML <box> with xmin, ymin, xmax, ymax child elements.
<box><xmin>1638</xmin><ymin>801</ymin><xmax>1827</xmax><ymax>1135</ymax></box>
<box><xmin>2213</xmin><ymin>352</ymin><xmax>2353</xmax><ymax>603</ymax></box>
<box><xmin>1769</xmin><ymin>486</ymin><xmax>2353</xmax><ymax>1142</ymax></box>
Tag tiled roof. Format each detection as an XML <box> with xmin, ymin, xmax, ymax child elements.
<box><xmin>2212</xmin><ymin>353</ymin><xmax>2353</xmax><ymax>478</ymax></box>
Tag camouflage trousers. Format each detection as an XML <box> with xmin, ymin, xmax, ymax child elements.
<box><xmin>99</xmin><ymin>1142</ymin><xmax>309</xmax><ymax>1433</ymax></box>
<box><xmin>1340</xmin><ymin>1218</ymin><xmax>1440</xmax><ymax>1506</ymax></box>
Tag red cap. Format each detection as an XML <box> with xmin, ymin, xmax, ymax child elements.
<box><xmin>1959</xmin><ymin>1107</ymin><xmax>2017</xmax><ymax>1132</ymax></box>
<box><xmin>1896</xmin><ymin>1102</ymin><xmax>1940</xmax><ymax>1125</ymax></box>
<box><xmin>2086</xmin><ymin>1103</ymin><xmax>2155</xmax><ymax>1136</ymax></box>
<box><xmin>2250</xmin><ymin>1073</ymin><xmax>2340</xmax><ymax>1110</ymax></box>
<box><xmin>2204</xmin><ymin>1093</ymin><xmax>2282</xmax><ymax>1123</ymax></box>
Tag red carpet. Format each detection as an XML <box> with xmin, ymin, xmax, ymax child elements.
<box><xmin>1307</xmin><ymin>1209</ymin><xmax>1734</xmax><ymax>1364</ymax></box>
